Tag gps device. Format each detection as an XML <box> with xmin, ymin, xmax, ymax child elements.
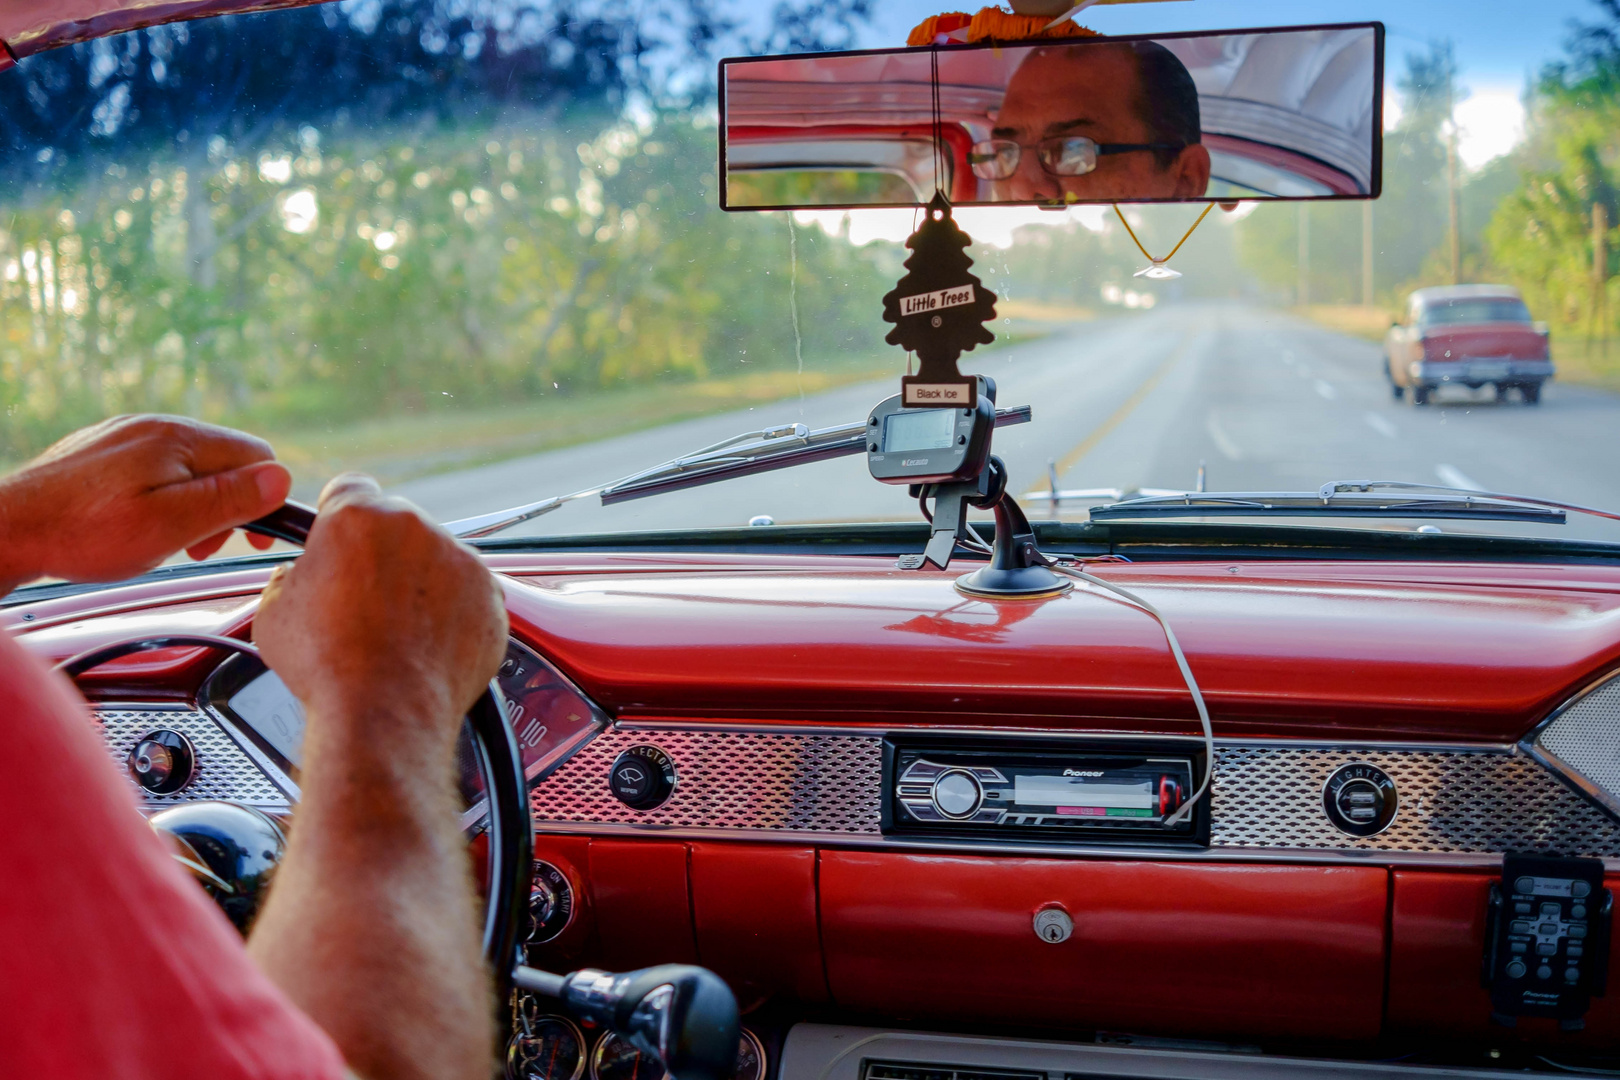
<box><xmin>867</xmin><ymin>376</ymin><xmax>996</xmax><ymax>486</ymax></box>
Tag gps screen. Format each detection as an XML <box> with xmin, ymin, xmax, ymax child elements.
<box><xmin>883</xmin><ymin>409</ymin><xmax>955</xmax><ymax>453</ymax></box>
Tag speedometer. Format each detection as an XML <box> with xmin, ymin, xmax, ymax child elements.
<box><xmin>507</xmin><ymin>1015</ymin><xmax>586</xmax><ymax>1080</ymax></box>
<box><xmin>203</xmin><ymin>637</ymin><xmax>608</xmax><ymax>802</ymax></box>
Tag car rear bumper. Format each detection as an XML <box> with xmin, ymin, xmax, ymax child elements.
<box><xmin>1412</xmin><ymin>358</ymin><xmax>1554</xmax><ymax>384</ymax></box>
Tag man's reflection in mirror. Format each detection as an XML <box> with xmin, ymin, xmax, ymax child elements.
<box><xmin>975</xmin><ymin>41</ymin><xmax>1211</xmax><ymax>202</ymax></box>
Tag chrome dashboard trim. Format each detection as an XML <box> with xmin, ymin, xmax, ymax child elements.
<box><xmin>528</xmin><ymin>820</ymin><xmax>1564</xmax><ymax>870</ymax></box>
<box><xmin>1519</xmin><ymin>665</ymin><xmax>1620</xmax><ymax>819</ymax></box>
<box><xmin>196</xmin><ymin>686</ymin><xmax>303</xmax><ymax>803</ymax></box>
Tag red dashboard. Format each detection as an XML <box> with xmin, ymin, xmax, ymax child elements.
<box><xmin>14</xmin><ymin>551</ymin><xmax>1620</xmax><ymax>1052</ymax></box>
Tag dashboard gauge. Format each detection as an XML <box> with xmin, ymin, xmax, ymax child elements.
<box><xmin>507</xmin><ymin>1015</ymin><xmax>586</xmax><ymax>1080</ymax></box>
<box><xmin>526</xmin><ymin>860</ymin><xmax>575</xmax><ymax>945</ymax></box>
<box><xmin>591</xmin><ymin>1031</ymin><xmax>668</xmax><ymax>1080</ymax></box>
<box><xmin>727</xmin><ymin>1030</ymin><xmax>766</xmax><ymax>1080</ymax></box>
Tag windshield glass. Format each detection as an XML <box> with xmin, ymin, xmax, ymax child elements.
<box><xmin>1421</xmin><ymin>299</ymin><xmax>1533</xmax><ymax>325</ymax></box>
<box><xmin>5</xmin><ymin>1</ymin><xmax>1620</xmax><ymax>564</ymax></box>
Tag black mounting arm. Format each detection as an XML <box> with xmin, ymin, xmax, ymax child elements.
<box><xmin>917</xmin><ymin>456</ymin><xmax>1071</xmax><ymax>598</ymax></box>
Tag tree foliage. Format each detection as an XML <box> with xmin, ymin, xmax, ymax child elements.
<box><xmin>0</xmin><ymin>0</ymin><xmax>883</xmax><ymax>458</ymax></box>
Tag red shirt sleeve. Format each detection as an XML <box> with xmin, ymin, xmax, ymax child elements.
<box><xmin>0</xmin><ymin>629</ymin><xmax>348</xmax><ymax>1080</ymax></box>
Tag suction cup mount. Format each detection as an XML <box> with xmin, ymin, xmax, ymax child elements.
<box><xmin>953</xmin><ymin>457</ymin><xmax>1072</xmax><ymax>599</ymax></box>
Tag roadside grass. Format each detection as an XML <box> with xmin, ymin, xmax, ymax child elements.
<box><xmin>1549</xmin><ymin>337</ymin><xmax>1620</xmax><ymax>393</ymax></box>
<box><xmin>262</xmin><ymin>357</ymin><xmax>897</xmax><ymax>491</ymax></box>
<box><xmin>1296</xmin><ymin>303</ymin><xmax>1392</xmax><ymax>342</ymax></box>
<box><xmin>257</xmin><ymin>324</ymin><xmax>1069</xmax><ymax>491</ymax></box>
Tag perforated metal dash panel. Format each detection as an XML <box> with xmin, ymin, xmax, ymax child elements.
<box><xmin>530</xmin><ymin>729</ymin><xmax>1620</xmax><ymax>858</ymax></box>
<box><xmin>1213</xmin><ymin>746</ymin><xmax>1620</xmax><ymax>856</ymax></box>
<box><xmin>530</xmin><ymin>727</ymin><xmax>884</xmax><ymax>833</ymax></box>
<box><xmin>94</xmin><ymin>707</ymin><xmax>291</xmax><ymax>809</ymax></box>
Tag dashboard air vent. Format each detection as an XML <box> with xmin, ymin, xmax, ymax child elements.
<box><xmin>864</xmin><ymin>1062</ymin><xmax>1045</xmax><ymax>1080</ymax></box>
<box><xmin>1533</xmin><ymin>671</ymin><xmax>1620</xmax><ymax>816</ymax></box>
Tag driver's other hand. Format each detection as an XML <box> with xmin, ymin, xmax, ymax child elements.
<box><xmin>253</xmin><ymin>473</ymin><xmax>508</xmax><ymax>743</ymax></box>
<box><xmin>0</xmin><ymin>414</ymin><xmax>291</xmax><ymax>586</ymax></box>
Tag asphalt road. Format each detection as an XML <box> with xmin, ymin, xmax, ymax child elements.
<box><xmin>394</xmin><ymin>303</ymin><xmax>1620</xmax><ymax>545</ymax></box>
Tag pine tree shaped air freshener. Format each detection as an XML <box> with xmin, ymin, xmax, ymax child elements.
<box><xmin>882</xmin><ymin>191</ymin><xmax>998</xmax><ymax>407</ymax></box>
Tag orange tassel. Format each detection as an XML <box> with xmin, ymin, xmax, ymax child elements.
<box><xmin>906</xmin><ymin>6</ymin><xmax>1098</xmax><ymax>47</ymax></box>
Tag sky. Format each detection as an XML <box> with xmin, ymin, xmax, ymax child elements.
<box><xmin>852</xmin><ymin>0</ymin><xmax>1610</xmax><ymax>169</ymax></box>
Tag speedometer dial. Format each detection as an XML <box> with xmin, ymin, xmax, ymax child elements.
<box><xmin>591</xmin><ymin>1031</ymin><xmax>668</xmax><ymax>1080</ymax></box>
<box><xmin>507</xmin><ymin>1015</ymin><xmax>586</xmax><ymax>1080</ymax></box>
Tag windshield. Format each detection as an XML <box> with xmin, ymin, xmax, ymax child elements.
<box><xmin>5</xmin><ymin>1</ymin><xmax>1620</xmax><ymax>562</ymax></box>
<box><xmin>1420</xmin><ymin>299</ymin><xmax>1532</xmax><ymax>326</ymax></box>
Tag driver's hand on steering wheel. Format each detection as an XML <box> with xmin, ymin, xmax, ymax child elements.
<box><xmin>0</xmin><ymin>413</ymin><xmax>292</xmax><ymax>592</ymax></box>
<box><xmin>253</xmin><ymin>472</ymin><xmax>509</xmax><ymax>746</ymax></box>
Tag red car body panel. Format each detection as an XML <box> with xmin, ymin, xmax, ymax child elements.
<box><xmin>1420</xmin><ymin>323</ymin><xmax>1550</xmax><ymax>364</ymax></box>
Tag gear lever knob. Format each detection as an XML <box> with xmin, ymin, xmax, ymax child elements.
<box><xmin>514</xmin><ymin>964</ymin><xmax>739</xmax><ymax>1080</ymax></box>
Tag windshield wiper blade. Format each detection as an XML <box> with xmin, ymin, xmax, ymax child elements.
<box><xmin>1314</xmin><ymin>480</ymin><xmax>1620</xmax><ymax>523</ymax></box>
<box><xmin>1087</xmin><ymin>489</ymin><xmax>1568</xmax><ymax>524</ymax></box>
<box><xmin>600</xmin><ymin>405</ymin><xmax>1032</xmax><ymax>506</ymax></box>
<box><xmin>443</xmin><ymin>405</ymin><xmax>1033</xmax><ymax>538</ymax></box>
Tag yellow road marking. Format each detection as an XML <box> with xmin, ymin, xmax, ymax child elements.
<box><xmin>1054</xmin><ymin>333</ymin><xmax>1194</xmax><ymax>476</ymax></box>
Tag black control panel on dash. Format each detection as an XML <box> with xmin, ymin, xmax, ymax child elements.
<box><xmin>882</xmin><ymin>739</ymin><xmax>1209</xmax><ymax>847</ymax></box>
<box><xmin>1484</xmin><ymin>853</ymin><xmax>1612</xmax><ymax>1027</ymax></box>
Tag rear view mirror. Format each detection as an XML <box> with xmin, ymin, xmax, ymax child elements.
<box><xmin>720</xmin><ymin>22</ymin><xmax>1382</xmax><ymax>210</ymax></box>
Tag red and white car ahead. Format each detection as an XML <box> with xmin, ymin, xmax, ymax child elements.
<box><xmin>1383</xmin><ymin>284</ymin><xmax>1554</xmax><ymax>405</ymax></box>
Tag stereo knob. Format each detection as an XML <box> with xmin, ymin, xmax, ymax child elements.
<box><xmin>931</xmin><ymin>769</ymin><xmax>983</xmax><ymax>819</ymax></box>
<box><xmin>128</xmin><ymin>730</ymin><xmax>196</xmax><ymax>794</ymax></box>
<box><xmin>608</xmin><ymin>745</ymin><xmax>677</xmax><ymax>811</ymax></box>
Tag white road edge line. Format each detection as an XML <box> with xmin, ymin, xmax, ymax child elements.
<box><xmin>1363</xmin><ymin>412</ymin><xmax>1397</xmax><ymax>440</ymax></box>
<box><xmin>1436</xmin><ymin>464</ymin><xmax>1482</xmax><ymax>490</ymax></box>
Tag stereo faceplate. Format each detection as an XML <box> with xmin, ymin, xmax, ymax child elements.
<box><xmin>883</xmin><ymin>739</ymin><xmax>1209</xmax><ymax>847</ymax></box>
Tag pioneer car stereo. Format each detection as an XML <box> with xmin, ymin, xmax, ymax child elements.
<box><xmin>882</xmin><ymin>739</ymin><xmax>1210</xmax><ymax>846</ymax></box>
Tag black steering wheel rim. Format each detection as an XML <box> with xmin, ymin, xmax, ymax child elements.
<box><xmin>55</xmin><ymin>501</ymin><xmax>533</xmax><ymax>992</ymax></box>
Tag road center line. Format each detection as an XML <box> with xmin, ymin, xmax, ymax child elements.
<box><xmin>1436</xmin><ymin>463</ymin><xmax>1482</xmax><ymax>490</ymax></box>
<box><xmin>1315</xmin><ymin>379</ymin><xmax>1337</xmax><ymax>400</ymax></box>
<box><xmin>1053</xmin><ymin>334</ymin><xmax>1193</xmax><ymax>476</ymax></box>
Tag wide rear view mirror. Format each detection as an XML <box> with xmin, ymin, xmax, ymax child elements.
<box><xmin>720</xmin><ymin>22</ymin><xmax>1383</xmax><ymax>210</ymax></box>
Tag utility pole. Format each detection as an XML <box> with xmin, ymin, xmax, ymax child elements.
<box><xmin>1446</xmin><ymin>84</ymin><xmax>1462</xmax><ymax>284</ymax></box>
<box><xmin>1362</xmin><ymin>200</ymin><xmax>1374</xmax><ymax>306</ymax></box>
<box><xmin>1298</xmin><ymin>202</ymin><xmax>1310</xmax><ymax>307</ymax></box>
<box><xmin>1594</xmin><ymin>201</ymin><xmax>1609</xmax><ymax>357</ymax></box>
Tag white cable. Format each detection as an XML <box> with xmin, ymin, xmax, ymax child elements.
<box><xmin>1046</xmin><ymin>561</ymin><xmax>1214</xmax><ymax>827</ymax></box>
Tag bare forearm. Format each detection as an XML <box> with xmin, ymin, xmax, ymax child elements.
<box><xmin>247</xmin><ymin>707</ymin><xmax>493</xmax><ymax>1080</ymax></box>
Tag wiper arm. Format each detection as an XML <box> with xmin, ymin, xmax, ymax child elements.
<box><xmin>1088</xmin><ymin>489</ymin><xmax>1569</xmax><ymax>524</ymax></box>
<box><xmin>443</xmin><ymin>406</ymin><xmax>1033</xmax><ymax>538</ymax></box>
<box><xmin>1314</xmin><ymin>480</ymin><xmax>1620</xmax><ymax>523</ymax></box>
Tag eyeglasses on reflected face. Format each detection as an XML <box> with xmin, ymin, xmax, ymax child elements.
<box><xmin>967</xmin><ymin>136</ymin><xmax>1184</xmax><ymax>180</ymax></box>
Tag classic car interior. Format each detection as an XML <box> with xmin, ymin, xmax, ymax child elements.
<box><xmin>9</xmin><ymin>1</ymin><xmax>1620</xmax><ymax>1079</ymax></box>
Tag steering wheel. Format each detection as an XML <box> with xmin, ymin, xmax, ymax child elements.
<box><xmin>56</xmin><ymin>501</ymin><xmax>533</xmax><ymax>991</ymax></box>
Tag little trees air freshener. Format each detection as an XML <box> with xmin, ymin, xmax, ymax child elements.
<box><xmin>882</xmin><ymin>192</ymin><xmax>998</xmax><ymax>408</ymax></box>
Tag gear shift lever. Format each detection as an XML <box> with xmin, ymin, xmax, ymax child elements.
<box><xmin>514</xmin><ymin>964</ymin><xmax>740</xmax><ymax>1080</ymax></box>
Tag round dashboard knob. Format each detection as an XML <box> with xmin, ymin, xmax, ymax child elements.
<box><xmin>128</xmin><ymin>730</ymin><xmax>196</xmax><ymax>794</ymax></box>
<box><xmin>931</xmin><ymin>769</ymin><xmax>983</xmax><ymax>819</ymax></box>
<box><xmin>1322</xmin><ymin>762</ymin><xmax>1398</xmax><ymax>837</ymax></box>
<box><xmin>608</xmin><ymin>745</ymin><xmax>677</xmax><ymax>811</ymax></box>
